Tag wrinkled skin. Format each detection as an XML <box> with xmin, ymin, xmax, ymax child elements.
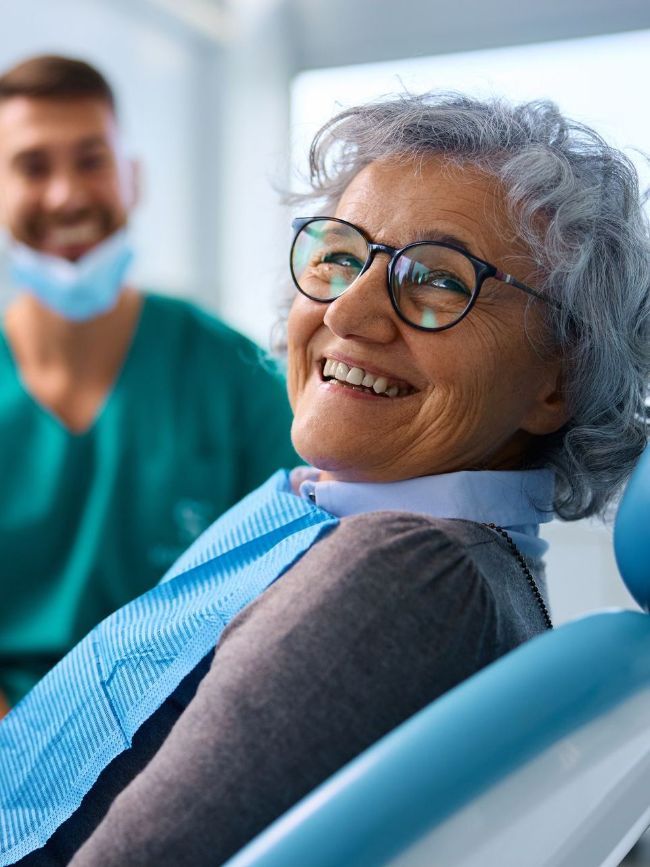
<box><xmin>288</xmin><ymin>156</ymin><xmax>567</xmax><ymax>482</ymax></box>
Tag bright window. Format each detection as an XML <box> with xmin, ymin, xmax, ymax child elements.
<box><xmin>291</xmin><ymin>28</ymin><xmax>650</xmax><ymax>197</ymax></box>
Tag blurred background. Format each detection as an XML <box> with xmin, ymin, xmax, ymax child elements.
<box><xmin>1</xmin><ymin>0</ymin><xmax>650</xmax><ymax>856</ymax></box>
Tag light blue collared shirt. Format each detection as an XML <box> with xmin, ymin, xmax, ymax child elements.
<box><xmin>291</xmin><ymin>467</ymin><xmax>555</xmax><ymax>560</ymax></box>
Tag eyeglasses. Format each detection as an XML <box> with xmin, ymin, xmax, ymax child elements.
<box><xmin>290</xmin><ymin>216</ymin><xmax>553</xmax><ymax>333</ymax></box>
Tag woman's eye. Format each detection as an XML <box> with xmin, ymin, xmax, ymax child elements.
<box><xmin>415</xmin><ymin>270</ymin><xmax>471</xmax><ymax>296</ymax></box>
<box><xmin>321</xmin><ymin>252</ymin><xmax>364</xmax><ymax>270</ymax></box>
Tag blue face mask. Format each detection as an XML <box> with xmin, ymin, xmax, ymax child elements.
<box><xmin>8</xmin><ymin>229</ymin><xmax>134</xmax><ymax>321</ymax></box>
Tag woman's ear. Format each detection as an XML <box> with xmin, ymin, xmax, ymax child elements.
<box><xmin>520</xmin><ymin>363</ymin><xmax>571</xmax><ymax>436</ymax></box>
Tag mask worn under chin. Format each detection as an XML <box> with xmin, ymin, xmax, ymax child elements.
<box><xmin>8</xmin><ymin>229</ymin><xmax>134</xmax><ymax>321</ymax></box>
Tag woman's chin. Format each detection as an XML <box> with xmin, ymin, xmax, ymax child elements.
<box><xmin>291</xmin><ymin>430</ymin><xmax>365</xmax><ymax>478</ymax></box>
<box><xmin>290</xmin><ymin>433</ymin><xmax>402</xmax><ymax>483</ymax></box>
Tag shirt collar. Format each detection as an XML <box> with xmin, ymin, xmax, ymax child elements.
<box><xmin>290</xmin><ymin>467</ymin><xmax>555</xmax><ymax>559</ymax></box>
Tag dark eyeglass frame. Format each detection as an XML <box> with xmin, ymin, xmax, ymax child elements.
<box><xmin>290</xmin><ymin>216</ymin><xmax>557</xmax><ymax>333</ymax></box>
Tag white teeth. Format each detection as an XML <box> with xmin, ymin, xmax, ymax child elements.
<box><xmin>334</xmin><ymin>362</ymin><xmax>350</xmax><ymax>382</ymax></box>
<box><xmin>345</xmin><ymin>367</ymin><xmax>364</xmax><ymax>385</ymax></box>
<box><xmin>322</xmin><ymin>357</ymin><xmax>409</xmax><ymax>397</ymax></box>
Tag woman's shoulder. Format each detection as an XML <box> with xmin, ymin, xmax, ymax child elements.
<box><xmin>301</xmin><ymin>511</ymin><xmax>492</xmax><ymax>591</ymax></box>
<box><xmin>327</xmin><ymin>511</ymin><xmax>535</xmax><ymax>591</ymax></box>
<box><xmin>333</xmin><ymin>511</ymin><xmax>497</xmax><ymax>558</ymax></box>
<box><xmin>310</xmin><ymin>511</ymin><xmax>547</xmax><ymax>641</ymax></box>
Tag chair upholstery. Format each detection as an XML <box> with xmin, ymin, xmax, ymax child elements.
<box><xmin>615</xmin><ymin>445</ymin><xmax>650</xmax><ymax>611</ymax></box>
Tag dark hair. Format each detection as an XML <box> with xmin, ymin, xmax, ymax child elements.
<box><xmin>0</xmin><ymin>54</ymin><xmax>115</xmax><ymax>112</ymax></box>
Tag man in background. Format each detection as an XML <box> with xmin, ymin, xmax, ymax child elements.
<box><xmin>0</xmin><ymin>55</ymin><xmax>297</xmax><ymax>713</ymax></box>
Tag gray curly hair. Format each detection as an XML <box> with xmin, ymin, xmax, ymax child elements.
<box><xmin>289</xmin><ymin>92</ymin><xmax>650</xmax><ymax>521</ymax></box>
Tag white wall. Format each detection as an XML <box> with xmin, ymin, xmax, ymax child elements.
<box><xmin>291</xmin><ymin>29</ymin><xmax>650</xmax><ymax>199</ymax></box>
<box><xmin>211</xmin><ymin>3</ymin><xmax>296</xmax><ymax>348</ymax></box>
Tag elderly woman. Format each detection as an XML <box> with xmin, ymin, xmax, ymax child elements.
<box><xmin>3</xmin><ymin>93</ymin><xmax>649</xmax><ymax>866</ymax></box>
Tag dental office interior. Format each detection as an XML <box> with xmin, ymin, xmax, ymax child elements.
<box><xmin>1</xmin><ymin>0</ymin><xmax>650</xmax><ymax>864</ymax></box>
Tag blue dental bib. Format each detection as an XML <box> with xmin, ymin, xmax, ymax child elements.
<box><xmin>0</xmin><ymin>471</ymin><xmax>338</xmax><ymax>865</ymax></box>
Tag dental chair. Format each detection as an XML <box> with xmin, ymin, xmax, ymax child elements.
<box><xmin>224</xmin><ymin>447</ymin><xmax>650</xmax><ymax>867</ymax></box>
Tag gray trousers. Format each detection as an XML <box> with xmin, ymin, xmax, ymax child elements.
<box><xmin>21</xmin><ymin>513</ymin><xmax>544</xmax><ymax>866</ymax></box>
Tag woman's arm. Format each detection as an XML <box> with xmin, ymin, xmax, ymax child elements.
<box><xmin>69</xmin><ymin>513</ymin><xmax>508</xmax><ymax>867</ymax></box>
<box><xmin>0</xmin><ymin>690</ymin><xmax>8</xmax><ymax>719</ymax></box>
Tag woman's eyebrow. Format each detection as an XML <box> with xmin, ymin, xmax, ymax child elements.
<box><xmin>304</xmin><ymin>224</ymin><xmax>349</xmax><ymax>241</ymax></box>
<box><xmin>409</xmin><ymin>229</ymin><xmax>476</xmax><ymax>255</ymax></box>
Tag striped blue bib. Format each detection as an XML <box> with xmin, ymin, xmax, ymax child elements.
<box><xmin>0</xmin><ymin>471</ymin><xmax>338</xmax><ymax>865</ymax></box>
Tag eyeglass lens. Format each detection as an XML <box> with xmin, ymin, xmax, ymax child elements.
<box><xmin>291</xmin><ymin>219</ymin><xmax>477</xmax><ymax>330</ymax></box>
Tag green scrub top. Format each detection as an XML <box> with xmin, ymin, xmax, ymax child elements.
<box><xmin>0</xmin><ymin>293</ymin><xmax>299</xmax><ymax>706</ymax></box>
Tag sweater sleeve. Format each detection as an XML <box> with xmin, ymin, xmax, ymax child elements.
<box><xmin>69</xmin><ymin>512</ymin><xmax>514</xmax><ymax>867</ymax></box>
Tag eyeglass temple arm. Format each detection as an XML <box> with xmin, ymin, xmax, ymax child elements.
<box><xmin>495</xmin><ymin>270</ymin><xmax>563</xmax><ymax>311</ymax></box>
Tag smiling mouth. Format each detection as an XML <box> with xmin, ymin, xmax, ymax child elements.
<box><xmin>321</xmin><ymin>357</ymin><xmax>417</xmax><ymax>398</ymax></box>
<box><xmin>45</xmin><ymin>221</ymin><xmax>104</xmax><ymax>249</ymax></box>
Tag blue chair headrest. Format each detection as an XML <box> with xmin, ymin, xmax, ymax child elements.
<box><xmin>614</xmin><ymin>445</ymin><xmax>650</xmax><ymax>612</ymax></box>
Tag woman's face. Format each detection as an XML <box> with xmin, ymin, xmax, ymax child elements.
<box><xmin>288</xmin><ymin>156</ymin><xmax>567</xmax><ymax>482</ymax></box>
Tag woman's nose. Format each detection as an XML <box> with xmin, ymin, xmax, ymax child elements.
<box><xmin>322</xmin><ymin>257</ymin><xmax>399</xmax><ymax>343</ymax></box>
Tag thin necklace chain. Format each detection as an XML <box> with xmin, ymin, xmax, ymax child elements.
<box><xmin>483</xmin><ymin>523</ymin><xmax>553</xmax><ymax>630</ymax></box>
